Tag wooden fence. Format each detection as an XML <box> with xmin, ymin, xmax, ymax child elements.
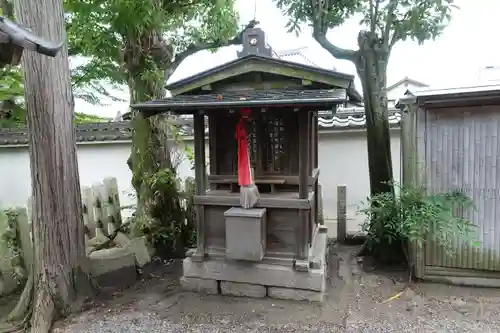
<box><xmin>0</xmin><ymin>176</ymin><xmax>196</xmax><ymax>296</ymax></box>
<box><xmin>0</xmin><ymin>177</ymin><xmax>126</xmax><ymax>295</ymax></box>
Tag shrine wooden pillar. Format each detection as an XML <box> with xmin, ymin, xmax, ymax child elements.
<box><xmin>193</xmin><ymin>111</ymin><xmax>206</xmax><ymax>262</ymax></box>
<box><xmin>297</xmin><ymin>109</ymin><xmax>310</xmax><ymax>268</ymax></box>
<box><xmin>312</xmin><ymin>112</ymin><xmax>320</xmax><ymax>225</ymax></box>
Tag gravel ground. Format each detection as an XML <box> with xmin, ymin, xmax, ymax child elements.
<box><xmin>52</xmin><ymin>244</ymin><xmax>500</xmax><ymax>333</ymax></box>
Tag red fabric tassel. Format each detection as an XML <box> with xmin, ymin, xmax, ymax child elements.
<box><xmin>236</xmin><ymin>109</ymin><xmax>252</xmax><ymax>186</ymax></box>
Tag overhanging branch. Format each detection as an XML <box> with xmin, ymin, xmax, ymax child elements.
<box><xmin>313</xmin><ymin>30</ymin><xmax>358</xmax><ymax>62</ymax></box>
<box><xmin>382</xmin><ymin>0</ymin><xmax>399</xmax><ymax>47</ymax></box>
<box><xmin>371</xmin><ymin>0</ymin><xmax>380</xmax><ymax>34</ymax></box>
<box><xmin>389</xmin><ymin>11</ymin><xmax>411</xmax><ymax>48</ymax></box>
<box><xmin>309</xmin><ymin>0</ymin><xmax>358</xmax><ymax>62</ymax></box>
<box><xmin>167</xmin><ymin>20</ymin><xmax>259</xmax><ymax>78</ymax></box>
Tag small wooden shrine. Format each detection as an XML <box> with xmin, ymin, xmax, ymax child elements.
<box><xmin>132</xmin><ymin>27</ymin><xmax>360</xmax><ymax>301</ymax></box>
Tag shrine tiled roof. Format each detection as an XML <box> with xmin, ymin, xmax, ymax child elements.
<box><xmin>132</xmin><ymin>88</ymin><xmax>347</xmax><ymax>114</ymax></box>
<box><xmin>318</xmin><ymin>111</ymin><xmax>402</xmax><ymax>129</ymax></box>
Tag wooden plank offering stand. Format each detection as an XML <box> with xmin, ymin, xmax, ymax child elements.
<box><xmin>132</xmin><ymin>27</ymin><xmax>360</xmax><ymax>302</ymax></box>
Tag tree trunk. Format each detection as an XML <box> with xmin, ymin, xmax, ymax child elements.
<box><xmin>355</xmin><ymin>32</ymin><xmax>394</xmax><ymax>196</ymax></box>
<box><xmin>9</xmin><ymin>0</ymin><xmax>94</xmax><ymax>331</ymax></box>
<box><xmin>353</xmin><ymin>32</ymin><xmax>403</xmax><ymax>263</ymax></box>
<box><xmin>124</xmin><ymin>32</ymin><xmax>187</xmax><ymax>258</ymax></box>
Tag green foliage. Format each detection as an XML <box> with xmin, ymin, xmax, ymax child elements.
<box><xmin>65</xmin><ymin>0</ymin><xmax>240</xmax><ymax>96</ymax></box>
<box><xmin>0</xmin><ymin>57</ymin><xmax>108</xmax><ymax>128</ymax></box>
<box><xmin>131</xmin><ymin>169</ymin><xmax>196</xmax><ymax>257</ymax></box>
<box><xmin>275</xmin><ymin>0</ymin><xmax>455</xmax><ymax>46</ymax></box>
<box><xmin>276</xmin><ymin>0</ymin><xmax>359</xmax><ymax>34</ymax></box>
<box><xmin>1</xmin><ymin>209</ymin><xmax>26</xmax><ymax>284</ymax></box>
<box><xmin>74</xmin><ymin>112</ymin><xmax>108</xmax><ymax>124</ymax></box>
<box><xmin>0</xmin><ymin>67</ymin><xmax>24</xmax><ymax>101</ymax></box>
<box><xmin>359</xmin><ymin>182</ymin><xmax>478</xmax><ymax>267</ymax></box>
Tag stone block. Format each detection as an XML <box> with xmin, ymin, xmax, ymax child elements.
<box><xmin>308</xmin><ymin>227</ymin><xmax>328</xmax><ymax>269</ymax></box>
<box><xmin>129</xmin><ymin>236</ymin><xmax>151</xmax><ymax>267</ymax></box>
<box><xmin>183</xmin><ymin>256</ymin><xmax>326</xmax><ymax>291</ymax></box>
<box><xmin>224</xmin><ymin>207</ymin><xmax>266</xmax><ymax>261</ymax></box>
<box><xmin>89</xmin><ymin>247</ymin><xmax>137</xmax><ymax>288</ymax></box>
<box><xmin>113</xmin><ymin>232</ymin><xmax>132</xmax><ymax>247</ymax></box>
<box><xmin>180</xmin><ymin>277</ymin><xmax>219</xmax><ymax>295</ymax></box>
<box><xmin>268</xmin><ymin>287</ymin><xmax>325</xmax><ymax>302</ymax></box>
<box><xmin>220</xmin><ymin>281</ymin><xmax>266</xmax><ymax>298</ymax></box>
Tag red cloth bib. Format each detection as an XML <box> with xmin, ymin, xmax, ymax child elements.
<box><xmin>235</xmin><ymin>109</ymin><xmax>252</xmax><ymax>186</ymax></box>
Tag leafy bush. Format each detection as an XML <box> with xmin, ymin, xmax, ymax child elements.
<box><xmin>359</xmin><ymin>182</ymin><xmax>478</xmax><ymax>270</ymax></box>
<box><xmin>130</xmin><ymin>169</ymin><xmax>196</xmax><ymax>258</ymax></box>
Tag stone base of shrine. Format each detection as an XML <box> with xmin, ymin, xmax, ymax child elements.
<box><xmin>180</xmin><ymin>226</ymin><xmax>328</xmax><ymax>302</ymax></box>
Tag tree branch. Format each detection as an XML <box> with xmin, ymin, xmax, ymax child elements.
<box><xmin>308</xmin><ymin>0</ymin><xmax>357</xmax><ymax>62</ymax></box>
<box><xmin>166</xmin><ymin>20</ymin><xmax>259</xmax><ymax>79</ymax></box>
<box><xmin>371</xmin><ymin>0</ymin><xmax>380</xmax><ymax>34</ymax></box>
<box><xmin>312</xmin><ymin>29</ymin><xmax>358</xmax><ymax>62</ymax></box>
<box><xmin>389</xmin><ymin>11</ymin><xmax>411</xmax><ymax>48</ymax></box>
<box><xmin>382</xmin><ymin>0</ymin><xmax>399</xmax><ymax>47</ymax></box>
<box><xmin>369</xmin><ymin>1</ymin><xmax>374</xmax><ymax>33</ymax></box>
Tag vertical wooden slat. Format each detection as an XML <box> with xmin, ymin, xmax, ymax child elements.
<box><xmin>313</xmin><ymin>113</ymin><xmax>318</xmax><ymax>169</ymax></box>
<box><xmin>208</xmin><ymin>114</ymin><xmax>218</xmax><ymax>177</ymax></box>
<box><xmin>484</xmin><ymin>111</ymin><xmax>495</xmax><ymax>270</ymax></box>
<box><xmin>465</xmin><ymin>111</ymin><xmax>474</xmax><ymax>269</ymax></box>
<box><xmin>472</xmin><ymin>115</ymin><xmax>480</xmax><ymax>269</ymax></box>
<box><xmin>193</xmin><ymin>112</ymin><xmax>206</xmax><ymax>261</ymax></box>
<box><xmin>298</xmin><ymin>110</ymin><xmax>309</xmax><ymax>199</ymax></box>
<box><xmin>312</xmin><ymin>112</ymin><xmax>319</xmax><ymax>226</ymax></box>
<box><xmin>414</xmin><ymin>107</ymin><xmax>426</xmax><ymax>279</ymax></box>
<box><xmin>297</xmin><ymin>109</ymin><xmax>310</xmax><ymax>262</ymax></box>
<box><xmin>479</xmin><ymin>114</ymin><xmax>488</xmax><ymax>269</ymax></box>
<box><xmin>308</xmin><ymin>111</ymin><xmax>314</xmax><ymax>175</ymax></box>
<box><xmin>443</xmin><ymin>111</ymin><xmax>452</xmax><ymax>267</ymax></box>
<box><xmin>494</xmin><ymin>112</ymin><xmax>500</xmax><ymax>270</ymax></box>
<box><xmin>452</xmin><ymin>111</ymin><xmax>463</xmax><ymax>268</ymax></box>
<box><xmin>426</xmin><ymin>110</ymin><xmax>437</xmax><ymax>266</ymax></box>
<box><xmin>194</xmin><ymin>112</ymin><xmax>206</xmax><ymax>195</ymax></box>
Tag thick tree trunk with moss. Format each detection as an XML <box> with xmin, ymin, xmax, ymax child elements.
<box><xmin>124</xmin><ymin>32</ymin><xmax>187</xmax><ymax>258</ymax></box>
<box><xmin>4</xmin><ymin>0</ymin><xmax>94</xmax><ymax>332</ymax></box>
<box><xmin>355</xmin><ymin>32</ymin><xmax>394</xmax><ymax>197</ymax></box>
<box><xmin>353</xmin><ymin>32</ymin><xmax>402</xmax><ymax>264</ymax></box>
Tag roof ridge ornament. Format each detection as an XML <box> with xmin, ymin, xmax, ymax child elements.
<box><xmin>237</xmin><ymin>23</ymin><xmax>273</xmax><ymax>58</ymax></box>
<box><xmin>0</xmin><ymin>16</ymin><xmax>63</xmax><ymax>67</ymax></box>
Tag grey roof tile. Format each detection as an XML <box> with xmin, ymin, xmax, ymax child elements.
<box><xmin>0</xmin><ymin>110</ymin><xmax>401</xmax><ymax>146</ymax></box>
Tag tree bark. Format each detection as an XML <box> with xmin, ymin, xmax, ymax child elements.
<box><xmin>352</xmin><ymin>31</ymin><xmax>401</xmax><ymax>262</ymax></box>
<box><xmin>124</xmin><ymin>31</ymin><xmax>185</xmax><ymax>257</ymax></box>
<box><xmin>9</xmin><ymin>0</ymin><xmax>94</xmax><ymax>331</ymax></box>
<box><xmin>354</xmin><ymin>31</ymin><xmax>394</xmax><ymax>196</ymax></box>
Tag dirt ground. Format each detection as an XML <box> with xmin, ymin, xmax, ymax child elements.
<box><xmin>21</xmin><ymin>243</ymin><xmax>500</xmax><ymax>332</ymax></box>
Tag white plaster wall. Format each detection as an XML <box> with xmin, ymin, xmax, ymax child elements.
<box><xmin>0</xmin><ymin>131</ymin><xmax>401</xmax><ymax>236</ymax></box>
<box><xmin>0</xmin><ymin>140</ymin><xmax>198</xmax><ymax>211</ymax></box>
<box><xmin>318</xmin><ymin>128</ymin><xmax>401</xmax><ymax>236</ymax></box>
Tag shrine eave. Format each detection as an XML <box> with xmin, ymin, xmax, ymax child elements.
<box><xmin>131</xmin><ymin>88</ymin><xmax>347</xmax><ymax>116</ymax></box>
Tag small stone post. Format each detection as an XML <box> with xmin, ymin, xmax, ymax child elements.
<box><xmin>337</xmin><ymin>185</ymin><xmax>347</xmax><ymax>242</ymax></box>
